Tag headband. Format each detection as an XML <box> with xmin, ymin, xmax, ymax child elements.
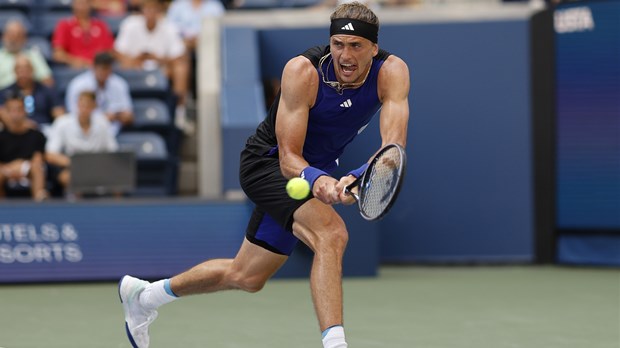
<box><xmin>330</xmin><ymin>18</ymin><xmax>378</xmax><ymax>44</ymax></box>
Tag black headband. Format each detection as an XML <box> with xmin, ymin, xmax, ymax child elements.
<box><xmin>330</xmin><ymin>18</ymin><xmax>378</xmax><ymax>44</ymax></box>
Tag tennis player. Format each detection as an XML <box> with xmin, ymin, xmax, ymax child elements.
<box><xmin>119</xmin><ymin>2</ymin><xmax>410</xmax><ymax>347</ymax></box>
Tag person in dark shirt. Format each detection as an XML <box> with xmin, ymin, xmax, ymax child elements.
<box><xmin>0</xmin><ymin>55</ymin><xmax>65</xmax><ymax>133</ymax></box>
<box><xmin>0</xmin><ymin>90</ymin><xmax>48</xmax><ymax>201</ymax></box>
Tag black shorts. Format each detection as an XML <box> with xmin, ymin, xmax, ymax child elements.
<box><xmin>239</xmin><ymin>147</ymin><xmax>313</xmax><ymax>255</ymax></box>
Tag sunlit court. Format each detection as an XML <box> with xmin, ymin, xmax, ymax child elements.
<box><xmin>1</xmin><ymin>0</ymin><xmax>619</xmax><ymax>348</ymax></box>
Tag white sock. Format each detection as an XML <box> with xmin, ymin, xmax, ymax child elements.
<box><xmin>139</xmin><ymin>279</ymin><xmax>178</xmax><ymax>310</ymax></box>
<box><xmin>322</xmin><ymin>325</ymin><xmax>348</xmax><ymax>348</ymax></box>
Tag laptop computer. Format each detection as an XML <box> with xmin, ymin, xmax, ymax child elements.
<box><xmin>69</xmin><ymin>151</ymin><xmax>136</xmax><ymax>195</ymax></box>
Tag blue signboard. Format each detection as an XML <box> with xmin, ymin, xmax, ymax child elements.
<box><xmin>0</xmin><ymin>200</ymin><xmax>378</xmax><ymax>282</ymax></box>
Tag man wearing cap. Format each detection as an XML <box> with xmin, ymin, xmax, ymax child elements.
<box><xmin>119</xmin><ymin>2</ymin><xmax>410</xmax><ymax>348</ymax></box>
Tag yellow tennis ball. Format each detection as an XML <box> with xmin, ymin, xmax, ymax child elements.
<box><xmin>286</xmin><ymin>177</ymin><xmax>310</xmax><ymax>200</ymax></box>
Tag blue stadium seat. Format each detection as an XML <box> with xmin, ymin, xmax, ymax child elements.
<box><xmin>26</xmin><ymin>36</ymin><xmax>51</xmax><ymax>61</ymax></box>
<box><xmin>280</xmin><ymin>0</ymin><xmax>321</xmax><ymax>7</ymax></box>
<box><xmin>117</xmin><ymin>131</ymin><xmax>176</xmax><ymax>195</ymax></box>
<box><xmin>115</xmin><ymin>69</ymin><xmax>169</xmax><ymax>99</ymax></box>
<box><xmin>118</xmin><ymin>131</ymin><xmax>168</xmax><ymax>160</ymax></box>
<box><xmin>98</xmin><ymin>14</ymin><xmax>125</xmax><ymax>36</ymax></box>
<box><xmin>52</xmin><ymin>66</ymin><xmax>87</xmax><ymax>96</ymax></box>
<box><xmin>36</xmin><ymin>10</ymin><xmax>71</xmax><ymax>38</ymax></box>
<box><xmin>236</xmin><ymin>0</ymin><xmax>281</xmax><ymax>9</ymax></box>
<box><xmin>0</xmin><ymin>0</ymin><xmax>32</xmax><ymax>14</ymax></box>
<box><xmin>132</xmin><ymin>99</ymin><xmax>172</xmax><ymax>129</ymax></box>
<box><xmin>40</xmin><ymin>0</ymin><xmax>72</xmax><ymax>12</ymax></box>
<box><xmin>0</xmin><ymin>10</ymin><xmax>30</xmax><ymax>33</ymax></box>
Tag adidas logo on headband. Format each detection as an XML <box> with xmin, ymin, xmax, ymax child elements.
<box><xmin>341</xmin><ymin>23</ymin><xmax>355</xmax><ymax>31</ymax></box>
<box><xmin>331</xmin><ymin>18</ymin><xmax>378</xmax><ymax>43</ymax></box>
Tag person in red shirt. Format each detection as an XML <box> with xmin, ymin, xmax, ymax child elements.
<box><xmin>52</xmin><ymin>0</ymin><xmax>115</xmax><ymax>69</ymax></box>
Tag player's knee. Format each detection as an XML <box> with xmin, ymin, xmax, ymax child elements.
<box><xmin>237</xmin><ymin>276</ymin><xmax>267</xmax><ymax>293</ymax></box>
<box><xmin>316</xmin><ymin>224</ymin><xmax>349</xmax><ymax>253</ymax></box>
<box><xmin>227</xmin><ymin>269</ymin><xmax>267</xmax><ymax>293</ymax></box>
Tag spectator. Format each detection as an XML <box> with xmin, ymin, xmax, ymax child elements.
<box><xmin>0</xmin><ymin>90</ymin><xmax>48</xmax><ymax>201</ymax></box>
<box><xmin>65</xmin><ymin>52</ymin><xmax>133</xmax><ymax>136</ymax></box>
<box><xmin>52</xmin><ymin>0</ymin><xmax>115</xmax><ymax>68</ymax></box>
<box><xmin>114</xmin><ymin>0</ymin><xmax>190</xmax><ymax>132</ymax></box>
<box><xmin>127</xmin><ymin>0</ymin><xmax>143</xmax><ymax>12</ymax></box>
<box><xmin>46</xmin><ymin>91</ymin><xmax>118</xmax><ymax>191</ymax></box>
<box><xmin>167</xmin><ymin>0</ymin><xmax>225</xmax><ymax>108</ymax></box>
<box><xmin>0</xmin><ymin>20</ymin><xmax>53</xmax><ymax>89</ymax></box>
<box><xmin>0</xmin><ymin>55</ymin><xmax>65</xmax><ymax>134</ymax></box>
<box><xmin>92</xmin><ymin>0</ymin><xmax>128</xmax><ymax>16</ymax></box>
<box><xmin>167</xmin><ymin>0</ymin><xmax>225</xmax><ymax>51</ymax></box>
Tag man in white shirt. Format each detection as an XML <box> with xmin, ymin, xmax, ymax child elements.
<box><xmin>65</xmin><ymin>52</ymin><xmax>134</xmax><ymax>136</ymax></box>
<box><xmin>46</xmin><ymin>91</ymin><xmax>118</xmax><ymax>190</ymax></box>
<box><xmin>114</xmin><ymin>0</ymin><xmax>189</xmax><ymax>132</ymax></box>
<box><xmin>167</xmin><ymin>0</ymin><xmax>225</xmax><ymax>51</ymax></box>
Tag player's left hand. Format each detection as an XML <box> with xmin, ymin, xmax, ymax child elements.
<box><xmin>336</xmin><ymin>175</ymin><xmax>357</xmax><ymax>205</ymax></box>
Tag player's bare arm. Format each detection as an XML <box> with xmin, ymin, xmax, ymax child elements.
<box><xmin>378</xmin><ymin>54</ymin><xmax>410</xmax><ymax>148</ymax></box>
<box><xmin>276</xmin><ymin>56</ymin><xmax>316</xmax><ymax>178</ymax></box>
<box><xmin>276</xmin><ymin>57</ymin><xmax>340</xmax><ymax>204</ymax></box>
<box><xmin>336</xmin><ymin>55</ymin><xmax>410</xmax><ymax>203</ymax></box>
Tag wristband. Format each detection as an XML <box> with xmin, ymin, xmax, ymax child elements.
<box><xmin>301</xmin><ymin>166</ymin><xmax>328</xmax><ymax>190</ymax></box>
<box><xmin>347</xmin><ymin>163</ymin><xmax>368</xmax><ymax>178</ymax></box>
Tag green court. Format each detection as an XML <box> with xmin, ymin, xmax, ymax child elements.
<box><xmin>1</xmin><ymin>266</ymin><xmax>618</xmax><ymax>348</ymax></box>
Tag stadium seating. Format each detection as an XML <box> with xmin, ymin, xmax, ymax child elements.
<box><xmin>25</xmin><ymin>36</ymin><xmax>51</xmax><ymax>61</ymax></box>
<box><xmin>0</xmin><ymin>0</ymin><xmax>32</xmax><ymax>14</ymax></box>
<box><xmin>0</xmin><ymin>4</ymin><xmax>178</xmax><ymax>197</ymax></box>
<box><xmin>51</xmin><ymin>66</ymin><xmax>87</xmax><ymax>96</ymax></box>
<box><xmin>99</xmin><ymin>14</ymin><xmax>125</xmax><ymax>36</ymax></box>
<box><xmin>132</xmin><ymin>98</ymin><xmax>172</xmax><ymax>130</ymax></box>
<box><xmin>40</xmin><ymin>0</ymin><xmax>72</xmax><ymax>12</ymax></box>
<box><xmin>129</xmin><ymin>98</ymin><xmax>176</xmax><ymax>154</ymax></box>
<box><xmin>117</xmin><ymin>131</ymin><xmax>177</xmax><ymax>196</ymax></box>
<box><xmin>116</xmin><ymin>69</ymin><xmax>170</xmax><ymax>100</ymax></box>
<box><xmin>35</xmin><ymin>10</ymin><xmax>70</xmax><ymax>38</ymax></box>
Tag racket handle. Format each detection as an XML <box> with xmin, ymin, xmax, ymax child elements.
<box><xmin>343</xmin><ymin>183</ymin><xmax>359</xmax><ymax>201</ymax></box>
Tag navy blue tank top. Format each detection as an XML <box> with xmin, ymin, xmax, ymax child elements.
<box><xmin>246</xmin><ymin>46</ymin><xmax>391</xmax><ymax>173</ymax></box>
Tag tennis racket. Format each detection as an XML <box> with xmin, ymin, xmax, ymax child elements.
<box><xmin>344</xmin><ymin>143</ymin><xmax>407</xmax><ymax>221</ymax></box>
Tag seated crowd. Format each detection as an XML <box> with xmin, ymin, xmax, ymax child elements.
<box><xmin>0</xmin><ymin>0</ymin><xmax>226</xmax><ymax>201</ymax></box>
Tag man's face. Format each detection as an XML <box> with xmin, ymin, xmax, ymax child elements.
<box><xmin>3</xmin><ymin>99</ymin><xmax>26</xmax><ymax>126</ymax></box>
<box><xmin>329</xmin><ymin>35</ymin><xmax>378</xmax><ymax>85</ymax></box>
<box><xmin>77</xmin><ymin>96</ymin><xmax>96</xmax><ymax>118</ymax></box>
<box><xmin>94</xmin><ymin>64</ymin><xmax>112</xmax><ymax>85</ymax></box>
<box><xmin>142</xmin><ymin>2</ymin><xmax>161</xmax><ymax>26</ymax></box>
<box><xmin>72</xmin><ymin>0</ymin><xmax>92</xmax><ymax>18</ymax></box>
<box><xmin>14</xmin><ymin>57</ymin><xmax>34</xmax><ymax>86</ymax></box>
<box><xmin>2</xmin><ymin>23</ymin><xmax>26</xmax><ymax>53</ymax></box>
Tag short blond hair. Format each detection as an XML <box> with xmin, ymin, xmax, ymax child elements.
<box><xmin>330</xmin><ymin>2</ymin><xmax>379</xmax><ymax>27</ymax></box>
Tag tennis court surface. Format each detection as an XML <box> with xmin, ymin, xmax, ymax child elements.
<box><xmin>0</xmin><ymin>266</ymin><xmax>618</xmax><ymax>348</ymax></box>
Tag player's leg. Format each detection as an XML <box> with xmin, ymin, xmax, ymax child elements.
<box><xmin>292</xmin><ymin>199</ymin><xmax>349</xmax><ymax>348</ymax></box>
<box><xmin>119</xmin><ymin>237</ymin><xmax>287</xmax><ymax>348</ymax></box>
<box><xmin>169</xmin><ymin>237</ymin><xmax>288</xmax><ymax>295</ymax></box>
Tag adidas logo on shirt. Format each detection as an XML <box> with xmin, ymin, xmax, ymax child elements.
<box><xmin>340</xmin><ymin>99</ymin><xmax>352</xmax><ymax>108</ymax></box>
<box><xmin>341</xmin><ymin>23</ymin><xmax>355</xmax><ymax>31</ymax></box>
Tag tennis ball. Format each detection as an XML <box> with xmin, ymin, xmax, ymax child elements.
<box><xmin>286</xmin><ymin>177</ymin><xmax>310</xmax><ymax>200</ymax></box>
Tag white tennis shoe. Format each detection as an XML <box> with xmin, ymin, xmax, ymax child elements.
<box><xmin>119</xmin><ymin>275</ymin><xmax>159</xmax><ymax>348</ymax></box>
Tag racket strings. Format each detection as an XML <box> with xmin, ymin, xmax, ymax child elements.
<box><xmin>360</xmin><ymin>147</ymin><xmax>402</xmax><ymax>219</ymax></box>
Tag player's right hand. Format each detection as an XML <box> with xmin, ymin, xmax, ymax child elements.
<box><xmin>312</xmin><ymin>175</ymin><xmax>341</xmax><ymax>205</ymax></box>
<box><xmin>336</xmin><ymin>175</ymin><xmax>357</xmax><ymax>206</ymax></box>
